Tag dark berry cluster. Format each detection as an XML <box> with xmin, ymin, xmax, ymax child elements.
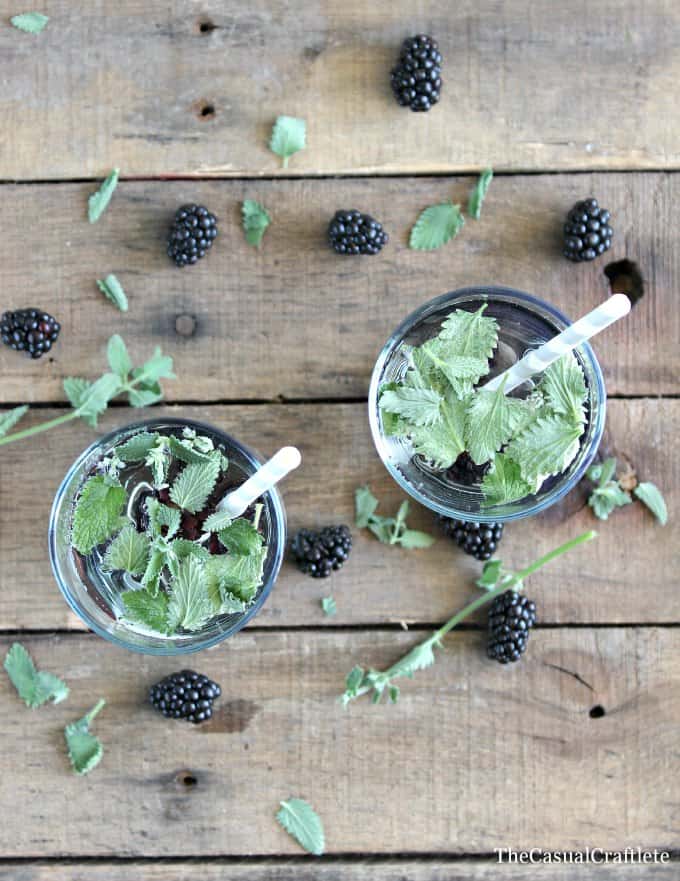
<box><xmin>149</xmin><ymin>670</ymin><xmax>221</xmax><ymax>724</ymax></box>
<box><xmin>563</xmin><ymin>197</ymin><xmax>613</xmax><ymax>262</ymax></box>
<box><xmin>291</xmin><ymin>525</ymin><xmax>352</xmax><ymax>578</ymax></box>
<box><xmin>487</xmin><ymin>590</ymin><xmax>537</xmax><ymax>664</ymax></box>
<box><xmin>440</xmin><ymin>517</ymin><xmax>504</xmax><ymax>561</ymax></box>
<box><xmin>167</xmin><ymin>204</ymin><xmax>218</xmax><ymax>267</ymax></box>
<box><xmin>446</xmin><ymin>452</ymin><xmax>491</xmax><ymax>487</ymax></box>
<box><xmin>390</xmin><ymin>34</ymin><xmax>443</xmax><ymax>112</ymax></box>
<box><xmin>1</xmin><ymin>309</ymin><xmax>60</xmax><ymax>359</ymax></box>
<box><xmin>328</xmin><ymin>210</ymin><xmax>388</xmax><ymax>256</ymax></box>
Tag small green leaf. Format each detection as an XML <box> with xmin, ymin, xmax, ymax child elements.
<box><xmin>587</xmin><ymin>457</ymin><xmax>617</xmax><ymax>487</ymax></box>
<box><xmin>166</xmin><ymin>554</ymin><xmax>213</xmax><ymax>632</ymax></box>
<box><xmin>633</xmin><ymin>482</ymin><xmax>668</xmax><ymax>525</ymax></box>
<box><xmin>106</xmin><ymin>334</ymin><xmax>132</xmax><ymax>379</ymax></box>
<box><xmin>355</xmin><ymin>486</ymin><xmax>379</xmax><ymax>528</ymax></box>
<box><xmin>88</xmin><ymin>169</ymin><xmax>119</xmax><ymax>223</ymax></box>
<box><xmin>63</xmin><ymin>377</ymin><xmax>91</xmax><ymax>411</ymax></box>
<box><xmin>506</xmin><ymin>414</ymin><xmax>584</xmax><ymax>484</ymax></box>
<box><xmin>97</xmin><ymin>274</ymin><xmax>128</xmax><ymax>312</ymax></box>
<box><xmin>367</xmin><ymin>518</ymin><xmax>394</xmax><ymax>544</ymax></box>
<box><xmin>538</xmin><ymin>351</ymin><xmax>587</xmax><ymax>425</ymax></box>
<box><xmin>345</xmin><ymin>666</ymin><xmax>365</xmax><ymax>694</ymax></box>
<box><xmin>3</xmin><ymin>643</ymin><xmax>69</xmax><ymax>708</ymax></box>
<box><xmin>588</xmin><ymin>482</ymin><xmax>632</xmax><ymax>520</ymax></box>
<box><xmin>464</xmin><ymin>380</ymin><xmax>529</xmax><ymax>465</ymax></box>
<box><xmin>11</xmin><ymin>12</ymin><xmax>48</xmax><ymax>33</ymax></box>
<box><xmin>128</xmin><ymin>382</ymin><xmax>163</xmax><ymax>408</ymax></box>
<box><xmin>321</xmin><ymin>596</ymin><xmax>336</xmax><ymax>616</ymax></box>
<box><xmin>398</xmin><ymin>529</ymin><xmax>435</xmax><ymax>549</ymax></box>
<box><xmin>141</xmin><ymin>548</ymin><xmax>166</xmax><ymax>595</ymax></box>
<box><xmin>70</xmin><ymin>372</ymin><xmax>123</xmax><ymax>428</ymax></box>
<box><xmin>388</xmin><ymin>685</ymin><xmax>400</xmax><ymax>704</ymax></box>
<box><xmin>146</xmin><ymin>498</ymin><xmax>181</xmax><ymax>540</ymax></box>
<box><xmin>205</xmin><ymin>549</ymin><xmax>266</xmax><ymax>602</ymax></box>
<box><xmin>217</xmin><ymin>518</ymin><xmax>263</xmax><ymax>555</ymax></box>
<box><xmin>167</xmin><ymin>435</ymin><xmax>214</xmax><ymax>465</ymax></box>
<box><xmin>379</xmin><ymin>386</ymin><xmax>443</xmax><ymax>427</ymax></box>
<box><xmin>388</xmin><ymin>638</ymin><xmax>438</xmax><ymax>678</ymax></box>
<box><xmin>0</xmin><ymin>405</ymin><xmax>29</xmax><ymax>439</ymax></box>
<box><xmin>169</xmin><ymin>457</ymin><xmax>221</xmax><ymax>514</ymax></box>
<box><xmin>202</xmin><ymin>509</ymin><xmax>233</xmax><ymax>533</ymax></box>
<box><xmin>477</xmin><ymin>559</ymin><xmax>503</xmax><ymax>589</ymax></box>
<box><xmin>409</xmin><ymin>202</ymin><xmax>464</xmax><ymax>251</ymax></box>
<box><xmin>122</xmin><ymin>589</ymin><xmax>170</xmax><ymax>634</ymax></box>
<box><xmin>65</xmin><ymin>700</ymin><xmax>105</xmax><ymax>775</ymax></box>
<box><xmin>269</xmin><ymin>116</ymin><xmax>306</xmax><ymax>167</ymax></box>
<box><xmin>117</xmin><ymin>431</ymin><xmax>160</xmax><ymax>462</ymax></box>
<box><xmin>438</xmin><ymin>305</ymin><xmax>499</xmax><ymax>361</ymax></box>
<box><xmin>481</xmin><ymin>454</ymin><xmax>533</xmax><ymax>506</ymax></box>
<box><xmin>71</xmin><ymin>476</ymin><xmax>127</xmax><ymax>554</ymax></box>
<box><xmin>242</xmin><ymin>199</ymin><xmax>271</xmax><ymax>247</ymax></box>
<box><xmin>409</xmin><ymin>392</ymin><xmax>468</xmax><ymax>469</ymax></box>
<box><xmin>276</xmin><ymin>798</ymin><xmax>325</xmax><ymax>856</ymax></box>
<box><xmin>102</xmin><ymin>524</ymin><xmax>150</xmax><ymax>575</ymax></box>
<box><xmin>133</xmin><ymin>348</ymin><xmax>175</xmax><ymax>384</ymax></box>
<box><xmin>468</xmin><ymin>168</ymin><xmax>493</xmax><ymax>219</ymax></box>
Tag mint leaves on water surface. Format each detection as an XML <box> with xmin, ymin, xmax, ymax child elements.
<box><xmin>10</xmin><ymin>12</ymin><xmax>48</xmax><ymax>33</ymax></box>
<box><xmin>65</xmin><ymin>699</ymin><xmax>106</xmax><ymax>775</ymax></box>
<box><xmin>88</xmin><ymin>168</ymin><xmax>119</xmax><ymax>223</ymax></box>
<box><xmin>269</xmin><ymin>116</ymin><xmax>306</xmax><ymax>167</ymax></box>
<box><xmin>277</xmin><ymin>798</ymin><xmax>325</xmax><ymax>855</ymax></box>
<box><xmin>4</xmin><ymin>643</ymin><xmax>69</xmax><ymax>708</ymax></box>
<box><xmin>71</xmin><ymin>476</ymin><xmax>127</xmax><ymax>555</ymax></box>
<box><xmin>355</xmin><ymin>486</ymin><xmax>435</xmax><ymax>549</ymax></box>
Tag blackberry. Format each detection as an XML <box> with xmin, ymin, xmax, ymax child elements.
<box><xmin>439</xmin><ymin>517</ymin><xmax>503</xmax><ymax>561</ymax></box>
<box><xmin>328</xmin><ymin>210</ymin><xmax>388</xmax><ymax>256</ymax></box>
<box><xmin>563</xmin><ymin>197</ymin><xmax>613</xmax><ymax>262</ymax></box>
<box><xmin>445</xmin><ymin>452</ymin><xmax>491</xmax><ymax>487</ymax></box>
<box><xmin>149</xmin><ymin>669</ymin><xmax>221</xmax><ymax>724</ymax></box>
<box><xmin>390</xmin><ymin>34</ymin><xmax>442</xmax><ymax>112</ymax></box>
<box><xmin>487</xmin><ymin>590</ymin><xmax>537</xmax><ymax>664</ymax></box>
<box><xmin>1</xmin><ymin>308</ymin><xmax>60</xmax><ymax>359</ymax></box>
<box><xmin>291</xmin><ymin>525</ymin><xmax>352</xmax><ymax>578</ymax></box>
<box><xmin>167</xmin><ymin>204</ymin><xmax>218</xmax><ymax>267</ymax></box>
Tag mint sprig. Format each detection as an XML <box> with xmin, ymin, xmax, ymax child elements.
<box><xmin>71</xmin><ymin>476</ymin><xmax>127</xmax><ymax>555</ymax></box>
<box><xmin>269</xmin><ymin>116</ymin><xmax>306</xmax><ymax>167</ymax></box>
<box><xmin>3</xmin><ymin>643</ymin><xmax>69</xmax><ymax>708</ymax></box>
<box><xmin>355</xmin><ymin>487</ymin><xmax>434</xmax><ymax>549</ymax></box>
<box><xmin>65</xmin><ymin>699</ymin><xmax>106</xmax><ymax>775</ymax></box>
<box><xmin>242</xmin><ymin>199</ymin><xmax>271</xmax><ymax>247</ymax></box>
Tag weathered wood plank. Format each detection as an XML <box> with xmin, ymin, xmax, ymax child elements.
<box><xmin>0</xmin><ymin>629</ymin><xmax>677</xmax><ymax>856</ymax></box>
<box><xmin>0</xmin><ymin>1</ymin><xmax>678</xmax><ymax>178</ymax></box>
<box><xmin>0</xmin><ymin>399</ymin><xmax>676</xmax><ymax>630</ymax></box>
<box><xmin>0</xmin><ymin>174</ymin><xmax>676</xmax><ymax>401</ymax></box>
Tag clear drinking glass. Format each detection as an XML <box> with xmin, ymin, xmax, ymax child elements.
<box><xmin>369</xmin><ymin>286</ymin><xmax>606</xmax><ymax>522</ymax></box>
<box><xmin>48</xmin><ymin>418</ymin><xmax>286</xmax><ymax>655</ymax></box>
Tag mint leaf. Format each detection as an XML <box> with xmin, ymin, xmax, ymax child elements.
<box><xmin>167</xmin><ymin>555</ymin><xmax>213</xmax><ymax>632</ymax></box>
<box><xmin>321</xmin><ymin>596</ymin><xmax>336</xmax><ymax>617</ymax></box>
<box><xmin>242</xmin><ymin>199</ymin><xmax>271</xmax><ymax>247</ymax></box>
<box><xmin>276</xmin><ymin>798</ymin><xmax>325</xmax><ymax>856</ymax></box>
<box><xmin>506</xmin><ymin>414</ymin><xmax>583</xmax><ymax>484</ymax></box>
<box><xmin>3</xmin><ymin>643</ymin><xmax>69</xmax><ymax>708</ymax></box>
<box><xmin>410</xmin><ymin>392</ymin><xmax>468</xmax><ymax>469</ymax></box>
<box><xmin>11</xmin><ymin>12</ymin><xmax>48</xmax><ymax>33</ymax></box>
<box><xmin>88</xmin><ymin>169</ymin><xmax>119</xmax><ymax>223</ymax></box>
<box><xmin>167</xmin><ymin>435</ymin><xmax>214</xmax><ymax>465</ymax></box>
<box><xmin>205</xmin><ymin>549</ymin><xmax>266</xmax><ymax>602</ymax></box>
<box><xmin>217</xmin><ymin>518</ymin><xmax>263</xmax><ymax>555</ymax></box>
<box><xmin>106</xmin><ymin>334</ymin><xmax>132</xmax><ymax>379</ymax></box>
<box><xmin>65</xmin><ymin>700</ymin><xmax>105</xmax><ymax>776</ymax></box>
<box><xmin>634</xmin><ymin>482</ymin><xmax>668</xmax><ymax>525</ymax></box>
<box><xmin>0</xmin><ymin>405</ymin><xmax>28</xmax><ymax>439</ymax></box>
<box><xmin>122</xmin><ymin>589</ymin><xmax>170</xmax><ymax>634</ymax></box>
<box><xmin>146</xmin><ymin>498</ymin><xmax>181</xmax><ymax>540</ymax></box>
<box><xmin>379</xmin><ymin>385</ymin><xmax>443</xmax><ymax>427</ymax></box>
<box><xmin>102</xmin><ymin>524</ymin><xmax>150</xmax><ymax>575</ymax></box>
<box><xmin>468</xmin><ymin>168</ymin><xmax>493</xmax><ymax>219</ymax></box>
<box><xmin>169</xmin><ymin>457</ymin><xmax>221</xmax><ymax>514</ymax></box>
<box><xmin>409</xmin><ymin>203</ymin><xmax>464</xmax><ymax>251</ymax></box>
<box><xmin>355</xmin><ymin>486</ymin><xmax>379</xmax><ymax>528</ymax></box>
<box><xmin>477</xmin><ymin>559</ymin><xmax>503</xmax><ymax>590</ymax></box>
<box><xmin>97</xmin><ymin>274</ymin><xmax>128</xmax><ymax>312</ymax></box>
<box><xmin>355</xmin><ymin>487</ymin><xmax>434</xmax><ymax>549</ymax></box>
<box><xmin>117</xmin><ymin>431</ymin><xmax>159</xmax><ymax>462</ymax></box>
<box><xmin>133</xmin><ymin>348</ymin><xmax>175</xmax><ymax>384</ymax></box>
<box><xmin>128</xmin><ymin>382</ymin><xmax>163</xmax><ymax>408</ymax></box>
<box><xmin>464</xmin><ymin>381</ymin><xmax>528</xmax><ymax>465</ymax></box>
<box><xmin>63</xmin><ymin>377</ymin><xmax>92</xmax><ymax>410</ymax></box>
<box><xmin>538</xmin><ymin>352</ymin><xmax>587</xmax><ymax>425</ymax></box>
<box><xmin>417</xmin><ymin>342</ymin><xmax>488</xmax><ymax>397</ymax></box>
<box><xmin>145</xmin><ymin>442</ymin><xmax>170</xmax><ymax>487</ymax></box>
<box><xmin>588</xmin><ymin>482</ymin><xmax>632</xmax><ymax>520</ymax></box>
<box><xmin>202</xmin><ymin>509</ymin><xmax>233</xmax><ymax>533</ymax></box>
<box><xmin>141</xmin><ymin>548</ymin><xmax>166</xmax><ymax>595</ymax></box>
<box><xmin>588</xmin><ymin>457</ymin><xmax>617</xmax><ymax>487</ymax></box>
<box><xmin>72</xmin><ymin>476</ymin><xmax>127</xmax><ymax>554</ymax></box>
<box><xmin>169</xmin><ymin>539</ymin><xmax>211</xmax><ymax>564</ymax></box>
<box><xmin>481</xmin><ymin>454</ymin><xmax>533</xmax><ymax>505</ymax></box>
<box><xmin>269</xmin><ymin>116</ymin><xmax>306</xmax><ymax>167</ymax></box>
<box><xmin>71</xmin><ymin>372</ymin><xmax>122</xmax><ymax>427</ymax></box>
<box><xmin>438</xmin><ymin>305</ymin><xmax>499</xmax><ymax>361</ymax></box>
<box><xmin>399</xmin><ymin>529</ymin><xmax>435</xmax><ymax>549</ymax></box>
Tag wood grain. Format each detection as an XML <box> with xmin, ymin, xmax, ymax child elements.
<box><xmin>0</xmin><ymin>629</ymin><xmax>677</xmax><ymax>856</ymax></box>
<box><xmin>0</xmin><ymin>399</ymin><xmax>676</xmax><ymax>631</ymax></box>
<box><xmin>0</xmin><ymin>174</ymin><xmax>676</xmax><ymax>402</ymax></box>
<box><xmin>0</xmin><ymin>1</ymin><xmax>678</xmax><ymax>178</ymax></box>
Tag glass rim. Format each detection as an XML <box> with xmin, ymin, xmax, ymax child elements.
<box><xmin>48</xmin><ymin>416</ymin><xmax>286</xmax><ymax>655</ymax></box>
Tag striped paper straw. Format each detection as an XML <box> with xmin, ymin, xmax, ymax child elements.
<box><xmin>217</xmin><ymin>446</ymin><xmax>302</xmax><ymax>518</ymax></box>
<box><xmin>482</xmin><ymin>294</ymin><xmax>631</xmax><ymax>394</ymax></box>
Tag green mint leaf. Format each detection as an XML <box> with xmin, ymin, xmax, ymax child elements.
<box><xmin>438</xmin><ymin>305</ymin><xmax>499</xmax><ymax>361</ymax></box>
<box><xmin>205</xmin><ymin>548</ymin><xmax>266</xmax><ymax>603</ymax></box>
<box><xmin>388</xmin><ymin>638</ymin><xmax>439</xmax><ymax>679</ymax></box>
<box><xmin>117</xmin><ymin>431</ymin><xmax>159</xmax><ymax>462</ymax></box>
<box><xmin>468</xmin><ymin>168</ymin><xmax>493</xmax><ymax>219</ymax></box>
<box><xmin>72</xmin><ymin>372</ymin><xmax>123</xmax><ymax>428</ymax></box>
<box><xmin>71</xmin><ymin>476</ymin><xmax>127</xmax><ymax>554</ymax></box>
<box><xmin>216</xmin><ymin>591</ymin><xmax>247</xmax><ymax>614</ymax></box>
<box><xmin>269</xmin><ymin>116</ymin><xmax>306</xmax><ymax>167</ymax></box>
<box><xmin>102</xmin><ymin>524</ymin><xmax>150</xmax><ymax>576</ymax></box>
<box><xmin>388</xmin><ymin>685</ymin><xmax>400</xmax><ymax>704</ymax></box>
<box><xmin>169</xmin><ymin>539</ymin><xmax>211</xmax><ymax>563</ymax></box>
<box><xmin>596</xmin><ymin>458</ymin><xmax>618</xmax><ymax>487</ymax></box>
<box><xmin>0</xmin><ymin>405</ymin><xmax>29</xmax><ymax>439</ymax></box>
<box><xmin>355</xmin><ymin>486</ymin><xmax>379</xmax><ymax>528</ymax></box>
<box><xmin>146</xmin><ymin>443</ymin><xmax>170</xmax><ymax>488</ymax></box>
<box><xmin>588</xmin><ymin>482</ymin><xmax>632</xmax><ymax>520</ymax></box>
<box><xmin>321</xmin><ymin>596</ymin><xmax>336</xmax><ymax>616</ymax></box>
<box><xmin>481</xmin><ymin>454</ymin><xmax>533</xmax><ymax>505</ymax></box>
<box><xmin>345</xmin><ymin>666</ymin><xmax>365</xmax><ymax>694</ymax></box>
<box><xmin>63</xmin><ymin>377</ymin><xmax>92</xmax><ymax>411</ymax></box>
<box><xmin>367</xmin><ymin>518</ymin><xmax>394</xmax><ymax>544</ymax></box>
<box><xmin>276</xmin><ymin>798</ymin><xmax>325</xmax><ymax>856</ymax></box>
<box><xmin>633</xmin><ymin>482</ymin><xmax>668</xmax><ymax>525</ymax></box>
<box><xmin>97</xmin><ymin>274</ymin><xmax>128</xmax><ymax>312</ymax></box>
<box><xmin>167</xmin><ymin>435</ymin><xmax>213</xmax><ymax>465</ymax></box>
<box><xmin>133</xmin><ymin>348</ymin><xmax>175</xmax><ymax>384</ymax></box>
<box><xmin>128</xmin><ymin>382</ymin><xmax>163</xmax><ymax>408</ymax></box>
<box><xmin>146</xmin><ymin>498</ymin><xmax>181</xmax><ymax>540</ymax></box>
<box><xmin>464</xmin><ymin>381</ymin><xmax>529</xmax><ymax>465</ymax></box>
<box><xmin>410</xmin><ymin>391</ymin><xmax>468</xmax><ymax>469</ymax></box>
<box><xmin>538</xmin><ymin>352</ymin><xmax>587</xmax><ymax>425</ymax></box>
<box><xmin>477</xmin><ymin>559</ymin><xmax>503</xmax><ymax>589</ymax></box>
<box><xmin>3</xmin><ymin>643</ymin><xmax>69</xmax><ymax>708</ymax></box>
<box><xmin>202</xmin><ymin>509</ymin><xmax>233</xmax><ymax>533</ymax></box>
<box><xmin>141</xmin><ymin>548</ymin><xmax>166</xmax><ymax>595</ymax></box>
<box><xmin>398</xmin><ymin>529</ymin><xmax>435</xmax><ymax>549</ymax></box>
<box><xmin>11</xmin><ymin>12</ymin><xmax>48</xmax><ymax>33</ymax></box>
<box><xmin>65</xmin><ymin>700</ymin><xmax>105</xmax><ymax>776</ymax></box>
<box><xmin>409</xmin><ymin>202</ymin><xmax>464</xmax><ymax>251</ymax></box>
<box><xmin>122</xmin><ymin>589</ymin><xmax>170</xmax><ymax>634</ymax></box>
<box><xmin>506</xmin><ymin>414</ymin><xmax>583</xmax><ymax>484</ymax></box>
<box><xmin>106</xmin><ymin>334</ymin><xmax>132</xmax><ymax>379</ymax></box>
<box><xmin>169</xmin><ymin>457</ymin><xmax>221</xmax><ymax>514</ymax></box>
<box><xmin>167</xmin><ymin>554</ymin><xmax>213</xmax><ymax>632</ymax></box>
<box><xmin>379</xmin><ymin>385</ymin><xmax>443</xmax><ymax>427</ymax></box>
<box><xmin>217</xmin><ymin>518</ymin><xmax>263</xmax><ymax>555</ymax></box>
<box><xmin>242</xmin><ymin>199</ymin><xmax>271</xmax><ymax>247</ymax></box>
<box><xmin>417</xmin><ymin>342</ymin><xmax>488</xmax><ymax>398</ymax></box>
<box><xmin>88</xmin><ymin>169</ymin><xmax>119</xmax><ymax>223</ymax></box>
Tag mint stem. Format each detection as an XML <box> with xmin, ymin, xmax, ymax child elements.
<box><xmin>0</xmin><ymin>410</ymin><xmax>78</xmax><ymax>446</ymax></box>
<box><xmin>84</xmin><ymin>698</ymin><xmax>106</xmax><ymax>726</ymax></box>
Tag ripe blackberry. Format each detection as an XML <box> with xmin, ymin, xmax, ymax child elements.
<box><xmin>487</xmin><ymin>590</ymin><xmax>537</xmax><ymax>664</ymax></box>
<box><xmin>563</xmin><ymin>197</ymin><xmax>613</xmax><ymax>262</ymax></box>
<box><xmin>1</xmin><ymin>308</ymin><xmax>60</xmax><ymax>359</ymax></box>
<box><xmin>291</xmin><ymin>525</ymin><xmax>352</xmax><ymax>578</ymax></box>
<box><xmin>390</xmin><ymin>34</ymin><xmax>442</xmax><ymax>112</ymax></box>
<box><xmin>149</xmin><ymin>669</ymin><xmax>221</xmax><ymax>724</ymax></box>
<box><xmin>167</xmin><ymin>204</ymin><xmax>218</xmax><ymax>267</ymax></box>
<box><xmin>328</xmin><ymin>210</ymin><xmax>388</xmax><ymax>256</ymax></box>
<box><xmin>439</xmin><ymin>517</ymin><xmax>503</xmax><ymax>561</ymax></box>
<box><xmin>446</xmin><ymin>452</ymin><xmax>491</xmax><ymax>487</ymax></box>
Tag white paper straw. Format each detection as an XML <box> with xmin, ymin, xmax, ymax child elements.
<box><xmin>482</xmin><ymin>294</ymin><xmax>631</xmax><ymax>394</ymax></box>
<box><xmin>216</xmin><ymin>446</ymin><xmax>302</xmax><ymax>518</ymax></box>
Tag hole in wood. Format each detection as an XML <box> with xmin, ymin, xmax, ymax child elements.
<box><xmin>175</xmin><ymin>313</ymin><xmax>197</xmax><ymax>337</ymax></box>
<box><xmin>176</xmin><ymin>771</ymin><xmax>198</xmax><ymax>787</ymax></box>
<box><xmin>199</xmin><ymin>20</ymin><xmax>217</xmax><ymax>33</ymax></box>
<box><xmin>604</xmin><ymin>259</ymin><xmax>644</xmax><ymax>306</ymax></box>
<box><xmin>199</xmin><ymin>103</ymin><xmax>216</xmax><ymax>119</ymax></box>
<box><xmin>589</xmin><ymin>704</ymin><xmax>606</xmax><ymax>719</ymax></box>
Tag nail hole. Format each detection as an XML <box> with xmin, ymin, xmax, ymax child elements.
<box><xmin>604</xmin><ymin>259</ymin><xmax>644</xmax><ymax>306</ymax></box>
<box><xmin>176</xmin><ymin>771</ymin><xmax>197</xmax><ymax>787</ymax></box>
<box><xmin>199</xmin><ymin>20</ymin><xmax>217</xmax><ymax>33</ymax></box>
<box><xmin>200</xmin><ymin>103</ymin><xmax>215</xmax><ymax>119</ymax></box>
<box><xmin>589</xmin><ymin>704</ymin><xmax>606</xmax><ymax>719</ymax></box>
<box><xmin>175</xmin><ymin>313</ymin><xmax>197</xmax><ymax>337</ymax></box>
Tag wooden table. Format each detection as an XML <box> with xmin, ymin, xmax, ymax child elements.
<box><xmin>0</xmin><ymin>2</ymin><xmax>678</xmax><ymax>878</ymax></box>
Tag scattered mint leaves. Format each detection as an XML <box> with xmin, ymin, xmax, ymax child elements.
<box><xmin>409</xmin><ymin>203</ymin><xmax>464</xmax><ymax>251</ymax></box>
<box><xmin>121</xmin><ymin>589</ymin><xmax>170</xmax><ymax>634</ymax></box>
<box><xmin>0</xmin><ymin>405</ymin><xmax>28</xmax><ymax>438</ymax></box>
<box><xmin>71</xmin><ymin>476</ymin><xmax>126</xmax><ymax>554</ymax></box>
<box><xmin>269</xmin><ymin>116</ymin><xmax>306</xmax><ymax>167</ymax></box>
<box><xmin>88</xmin><ymin>169</ymin><xmax>119</xmax><ymax>223</ymax></box>
<box><xmin>65</xmin><ymin>699</ymin><xmax>106</xmax><ymax>775</ymax></box>
<box><xmin>354</xmin><ymin>487</ymin><xmax>435</xmax><ymax>549</ymax></box>
<box><xmin>481</xmin><ymin>454</ymin><xmax>532</xmax><ymax>506</ymax></box>
<box><xmin>169</xmin><ymin>457</ymin><xmax>221</xmax><ymax>514</ymax></box>
<box><xmin>464</xmin><ymin>379</ymin><xmax>528</xmax><ymax>465</ymax></box>
<box><xmin>634</xmin><ymin>482</ymin><xmax>668</xmax><ymax>525</ymax></box>
<box><xmin>468</xmin><ymin>168</ymin><xmax>493</xmax><ymax>219</ymax></box>
<box><xmin>321</xmin><ymin>596</ymin><xmax>336</xmax><ymax>616</ymax></box>
<box><xmin>586</xmin><ymin>458</ymin><xmax>631</xmax><ymax>520</ymax></box>
<box><xmin>3</xmin><ymin>643</ymin><xmax>69</xmax><ymax>708</ymax></box>
<box><xmin>166</xmin><ymin>554</ymin><xmax>213</xmax><ymax>632</ymax></box>
<box><xmin>102</xmin><ymin>524</ymin><xmax>150</xmax><ymax>575</ymax></box>
<box><xmin>242</xmin><ymin>200</ymin><xmax>271</xmax><ymax>247</ymax></box>
<box><xmin>276</xmin><ymin>798</ymin><xmax>325</xmax><ymax>856</ymax></box>
<box><xmin>505</xmin><ymin>414</ymin><xmax>582</xmax><ymax>484</ymax></box>
<box><xmin>97</xmin><ymin>274</ymin><xmax>128</xmax><ymax>312</ymax></box>
<box><xmin>11</xmin><ymin>12</ymin><xmax>48</xmax><ymax>33</ymax></box>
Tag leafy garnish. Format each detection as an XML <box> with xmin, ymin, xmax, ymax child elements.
<box><xmin>205</xmin><ymin>547</ymin><xmax>266</xmax><ymax>603</ymax></box>
<box><xmin>538</xmin><ymin>351</ymin><xmax>587</xmax><ymax>425</ymax></box>
<box><xmin>117</xmin><ymin>431</ymin><xmax>159</xmax><ymax>462</ymax></box>
<box><xmin>10</xmin><ymin>12</ymin><xmax>48</xmax><ymax>33</ymax></box>
<box><xmin>217</xmin><ymin>518</ymin><xmax>263</xmax><ymax>555</ymax></box>
<box><xmin>242</xmin><ymin>200</ymin><xmax>271</xmax><ymax>247</ymax></box>
<box><xmin>169</xmin><ymin>457</ymin><xmax>221</xmax><ymax>514</ymax></box>
<box><xmin>355</xmin><ymin>485</ymin><xmax>379</xmax><ymax>528</ymax></box>
<box><xmin>276</xmin><ymin>798</ymin><xmax>325</xmax><ymax>856</ymax></box>
<box><xmin>0</xmin><ymin>405</ymin><xmax>28</xmax><ymax>439</ymax></box>
<box><xmin>65</xmin><ymin>699</ymin><xmax>106</xmax><ymax>776</ymax></box>
<box><xmin>379</xmin><ymin>385</ymin><xmax>442</xmax><ymax>427</ymax></box>
<box><xmin>97</xmin><ymin>274</ymin><xmax>128</xmax><ymax>312</ymax></box>
<box><xmin>269</xmin><ymin>116</ymin><xmax>306</xmax><ymax>167</ymax></box>
<box><xmin>71</xmin><ymin>476</ymin><xmax>126</xmax><ymax>554</ymax></box>
<box><xmin>88</xmin><ymin>169</ymin><xmax>119</xmax><ymax>223</ymax></box>
<box><xmin>410</xmin><ymin>392</ymin><xmax>467</xmax><ymax>469</ymax></box>
<box><xmin>102</xmin><ymin>524</ymin><xmax>150</xmax><ymax>576</ymax></box>
<box><xmin>106</xmin><ymin>334</ymin><xmax>133</xmax><ymax>379</ymax></box>
<box><xmin>202</xmin><ymin>509</ymin><xmax>234</xmax><ymax>533</ymax></box>
<box><xmin>64</xmin><ymin>373</ymin><xmax>122</xmax><ymax>428</ymax></box>
<box><xmin>438</xmin><ymin>305</ymin><xmax>499</xmax><ymax>361</ymax></box>
<box><xmin>166</xmin><ymin>554</ymin><xmax>213</xmax><ymax>632</ymax></box>
<box><xmin>481</xmin><ymin>454</ymin><xmax>533</xmax><ymax>506</ymax></box>
<box><xmin>464</xmin><ymin>379</ymin><xmax>528</xmax><ymax>465</ymax></box>
<box><xmin>3</xmin><ymin>643</ymin><xmax>69</xmax><ymax>708</ymax></box>
<box><xmin>586</xmin><ymin>458</ymin><xmax>631</xmax><ymax>520</ymax></box>
<box><xmin>506</xmin><ymin>414</ymin><xmax>582</xmax><ymax>484</ymax></box>
<box><xmin>354</xmin><ymin>487</ymin><xmax>434</xmax><ymax>549</ymax></box>
<box><xmin>409</xmin><ymin>203</ymin><xmax>464</xmax><ymax>251</ymax></box>
<box><xmin>321</xmin><ymin>596</ymin><xmax>336</xmax><ymax>617</ymax></box>
<box><xmin>634</xmin><ymin>482</ymin><xmax>668</xmax><ymax>525</ymax></box>
<box><xmin>146</xmin><ymin>498</ymin><xmax>181</xmax><ymax>540</ymax></box>
<box><xmin>468</xmin><ymin>168</ymin><xmax>493</xmax><ymax>219</ymax></box>
<box><xmin>121</xmin><ymin>589</ymin><xmax>170</xmax><ymax>634</ymax></box>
